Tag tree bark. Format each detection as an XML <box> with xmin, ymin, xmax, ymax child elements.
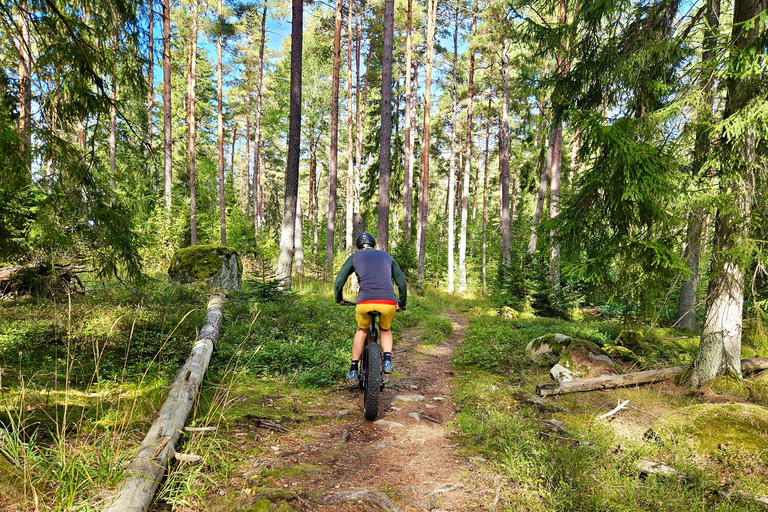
<box><xmin>354</xmin><ymin>19</ymin><xmax>373</xmax><ymax>238</ymax></box>
<box><xmin>187</xmin><ymin>0</ymin><xmax>199</xmax><ymax>245</ymax></box>
<box><xmin>294</xmin><ymin>194</ymin><xmax>304</xmax><ymax>276</ymax></box>
<box><xmin>459</xmin><ymin>7</ymin><xmax>477</xmax><ymax>293</ymax></box>
<box><xmin>245</xmin><ymin>69</ymin><xmax>252</xmax><ymax>219</ymax></box>
<box><xmin>691</xmin><ymin>0</ymin><xmax>765</xmax><ymax>388</ymax></box>
<box><xmin>402</xmin><ymin>0</ymin><xmax>414</xmax><ymax>244</ymax></box>
<box><xmin>528</xmin><ymin>129</ymin><xmax>555</xmax><ymax>255</ymax></box>
<box><xmin>345</xmin><ymin>1</ymin><xmax>355</xmax><ymax>253</ymax></box>
<box><xmin>162</xmin><ymin>0</ymin><xmax>172</xmax><ymax>210</ymax></box>
<box><xmin>447</xmin><ymin>10</ymin><xmax>459</xmax><ymax>293</ymax></box>
<box><xmin>675</xmin><ymin>0</ymin><xmax>720</xmax><ymax>331</ymax></box>
<box><xmin>109</xmin><ymin>32</ymin><xmax>118</xmax><ymax>190</ymax></box>
<box><xmin>482</xmin><ymin>95</ymin><xmax>492</xmax><ymax>292</ymax></box>
<box><xmin>310</xmin><ymin>143</ymin><xmax>318</xmax><ymax>255</ymax></box>
<box><xmin>549</xmin><ymin>118</ymin><xmax>563</xmax><ymax>290</ymax></box>
<box><xmin>102</xmin><ymin>295</ymin><xmax>224</xmax><ymax>512</ymax></box>
<box><xmin>253</xmin><ymin>2</ymin><xmax>268</xmax><ymax>234</ymax></box>
<box><xmin>499</xmin><ymin>37</ymin><xmax>511</xmax><ymax>267</ymax></box>
<box><xmin>326</xmin><ymin>0</ymin><xmax>343</xmax><ymax>270</ymax></box>
<box><xmin>275</xmin><ymin>0</ymin><xmax>303</xmax><ymax>290</ymax></box>
<box><xmin>217</xmin><ymin>0</ymin><xmax>226</xmax><ymax>245</ymax></box>
<box><xmin>17</xmin><ymin>0</ymin><xmax>32</xmax><ymax>166</ymax></box>
<box><xmin>146</xmin><ymin>0</ymin><xmax>154</xmax><ymax>153</ymax></box>
<box><xmin>417</xmin><ymin>0</ymin><xmax>437</xmax><ymax>282</ymax></box>
<box><xmin>377</xmin><ymin>0</ymin><xmax>395</xmax><ymax>252</ymax></box>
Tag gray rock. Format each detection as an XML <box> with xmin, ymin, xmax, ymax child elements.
<box><xmin>550</xmin><ymin>340</ymin><xmax>619</xmax><ymax>384</ymax></box>
<box><xmin>526</xmin><ymin>333</ymin><xmax>572</xmax><ymax>364</ymax></box>
<box><xmin>393</xmin><ymin>394</ymin><xmax>426</xmax><ymax>402</ymax></box>
<box><xmin>374</xmin><ymin>419</ymin><xmax>404</xmax><ymax>428</ymax></box>
<box><xmin>168</xmin><ymin>245</ymin><xmax>242</xmax><ymax>292</ymax></box>
<box><xmin>409</xmin><ymin>412</ymin><xmax>421</xmax><ymax>422</ymax></box>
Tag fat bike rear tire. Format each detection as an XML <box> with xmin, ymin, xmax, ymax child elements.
<box><xmin>363</xmin><ymin>343</ymin><xmax>382</xmax><ymax>421</ymax></box>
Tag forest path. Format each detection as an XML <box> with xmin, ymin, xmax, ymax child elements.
<box><xmin>219</xmin><ymin>309</ymin><xmax>502</xmax><ymax>512</ymax></box>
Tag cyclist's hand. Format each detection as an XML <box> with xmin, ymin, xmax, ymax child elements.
<box><xmin>338</xmin><ymin>300</ymin><xmax>345</xmax><ymax>305</ymax></box>
<box><xmin>397</xmin><ymin>307</ymin><xmax>405</xmax><ymax>312</ymax></box>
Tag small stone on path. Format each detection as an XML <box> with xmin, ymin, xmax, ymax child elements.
<box><xmin>393</xmin><ymin>394</ymin><xmax>425</xmax><ymax>402</ymax></box>
<box><xmin>433</xmin><ymin>397</ymin><xmax>446</xmax><ymax>401</ymax></box>
<box><xmin>409</xmin><ymin>412</ymin><xmax>421</xmax><ymax>422</ymax></box>
<box><xmin>375</xmin><ymin>419</ymin><xmax>405</xmax><ymax>428</ymax></box>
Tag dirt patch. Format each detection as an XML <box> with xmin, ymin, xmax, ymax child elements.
<box><xmin>190</xmin><ymin>311</ymin><xmax>502</xmax><ymax>512</ymax></box>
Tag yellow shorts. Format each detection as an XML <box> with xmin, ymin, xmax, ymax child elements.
<box><xmin>355</xmin><ymin>302</ymin><xmax>397</xmax><ymax>330</ymax></box>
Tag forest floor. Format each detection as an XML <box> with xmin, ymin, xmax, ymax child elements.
<box><xmin>161</xmin><ymin>310</ymin><xmax>503</xmax><ymax>512</ymax></box>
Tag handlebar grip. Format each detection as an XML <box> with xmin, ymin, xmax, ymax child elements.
<box><xmin>341</xmin><ymin>300</ymin><xmax>357</xmax><ymax>306</ymax></box>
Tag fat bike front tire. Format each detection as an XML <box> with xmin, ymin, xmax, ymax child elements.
<box><xmin>363</xmin><ymin>343</ymin><xmax>382</xmax><ymax>421</ymax></box>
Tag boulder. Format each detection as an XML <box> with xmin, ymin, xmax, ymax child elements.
<box><xmin>647</xmin><ymin>403</ymin><xmax>768</xmax><ymax>454</ymax></box>
<box><xmin>615</xmin><ymin>330</ymin><xmax>644</xmax><ymax>348</ymax></box>
<box><xmin>501</xmin><ymin>306</ymin><xmax>518</xmax><ymax>319</ymax></box>
<box><xmin>603</xmin><ymin>344</ymin><xmax>641</xmax><ymax>363</ymax></box>
<box><xmin>168</xmin><ymin>245</ymin><xmax>242</xmax><ymax>291</ymax></box>
<box><xmin>550</xmin><ymin>339</ymin><xmax>619</xmax><ymax>384</ymax></box>
<box><xmin>526</xmin><ymin>333</ymin><xmax>572</xmax><ymax>364</ymax></box>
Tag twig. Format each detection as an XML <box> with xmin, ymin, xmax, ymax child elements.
<box><xmin>183</xmin><ymin>426</ymin><xmax>217</xmax><ymax>433</ymax></box>
<box><xmin>598</xmin><ymin>400</ymin><xmax>630</xmax><ymax>420</ymax></box>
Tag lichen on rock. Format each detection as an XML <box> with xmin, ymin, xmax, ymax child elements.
<box><xmin>168</xmin><ymin>245</ymin><xmax>242</xmax><ymax>291</ymax></box>
<box><xmin>526</xmin><ymin>333</ymin><xmax>572</xmax><ymax>364</ymax></box>
<box><xmin>550</xmin><ymin>339</ymin><xmax>619</xmax><ymax>383</ymax></box>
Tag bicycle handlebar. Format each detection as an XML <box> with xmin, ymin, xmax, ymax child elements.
<box><xmin>340</xmin><ymin>300</ymin><xmax>357</xmax><ymax>306</ymax></box>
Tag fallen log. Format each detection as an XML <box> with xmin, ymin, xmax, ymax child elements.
<box><xmin>538</xmin><ymin>357</ymin><xmax>768</xmax><ymax>397</ymax></box>
<box><xmin>538</xmin><ymin>367</ymin><xmax>687</xmax><ymax>397</ymax></box>
<box><xmin>102</xmin><ymin>294</ymin><xmax>224</xmax><ymax>512</ymax></box>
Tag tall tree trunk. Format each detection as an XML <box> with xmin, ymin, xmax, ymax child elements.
<box><xmin>691</xmin><ymin>0</ymin><xmax>765</xmax><ymax>387</ymax></box>
<box><xmin>447</xmin><ymin>10</ymin><xmax>459</xmax><ymax>293</ymax></box>
<box><xmin>676</xmin><ymin>0</ymin><xmax>720</xmax><ymax>331</ymax></box>
<box><xmin>528</xmin><ymin>128</ymin><xmax>555</xmax><ymax>255</ymax></box>
<box><xmin>217</xmin><ymin>0</ymin><xmax>226</xmax><ymax>245</ymax></box>
<box><xmin>417</xmin><ymin>0</ymin><xmax>437</xmax><ymax>281</ymax></box>
<box><xmin>187</xmin><ymin>0</ymin><xmax>199</xmax><ymax>245</ymax></box>
<box><xmin>549</xmin><ymin>0</ymin><xmax>569</xmax><ymax>291</ymax></box>
<box><xmin>549</xmin><ymin>118</ymin><xmax>562</xmax><ymax>290</ymax></box>
<box><xmin>253</xmin><ymin>2</ymin><xmax>267</xmax><ymax>234</ymax></box>
<box><xmin>402</xmin><ymin>0</ymin><xmax>414</xmax><ymax>243</ymax></box>
<box><xmin>18</xmin><ymin>0</ymin><xmax>32</xmax><ymax>166</ymax></box>
<box><xmin>326</xmin><ymin>0</ymin><xmax>343</xmax><ymax>270</ymax></box>
<box><xmin>109</xmin><ymin>32</ymin><xmax>118</xmax><ymax>190</ymax></box>
<box><xmin>275</xmin><ymin>0</ymin><xmax>303</xmax><ymax>289</ymax></box>
<box><xmin>230</xmin><ymin>123</ymin><xmax>237</xmax><ymax>198</ymax></box>
<box><xmin>499</xmin><ymin>37</ymin><xmax>511</xmax><ymax>267</ymax></box>
<box><xmin>245</xmin><ymin>69</ymin><xmax>252</xmax><ymax>219</ymax></box>
<box><xmin>482</xmin><ymin>95</ymin><xmax>492</xmax><ymax>291</ymax></box>
<box><xmin>377</xmin><ymin>0</ymin><xmax>395</xmax><ymax>252</ymax></box>
<box><xmin>345</xmin><ymin>1</ymin><xmax>355</xmax><ymax>253</ymax></box>
<box><xmin>294</xmin><ymin>193</ymin><xmax>304</xmax><ymax>275</ymax></box>
<box><xmin>310</xmin><ymin>143</ymin><xmax>318</xmax><ymax>255</ymax></box>
<box><xmin>146</xmin><ymin>0</ymin><xmax>154</xmax><ymax>153</ymax></box>
<box><xmin>459</xmin><ymin>7</ymin><xmax>477</xmax><ymax>293</ymax></box>
<box><xmin>162</xmin><ymin>0</ymin><xmax>172</xmax><ymax>210</ymax></box>
<box><xmin>354</xmin><ymin>17</ymin><xmax>373</xmax><ymax>234</ymax></box>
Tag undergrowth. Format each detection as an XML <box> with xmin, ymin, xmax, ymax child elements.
<box><xmin>452</xmin><ymin>311</ymin><xmax>768</xmax><ymax>511</ymax></box>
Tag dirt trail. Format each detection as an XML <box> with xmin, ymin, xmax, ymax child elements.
<box><xmin>232</xmin><ymin>310</ymin><xmax>501</xmax><ymax>512</ymax></box>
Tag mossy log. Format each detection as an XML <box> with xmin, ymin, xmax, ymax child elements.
<box><xmin>101</xmin><ymin>294</ymin><xmax>224</xmax><ymax>512</ymax></box>
<box><xmin>538</xmin><ymin>358</ymin><xmax>768</xmax><ymax>396</ymax></box>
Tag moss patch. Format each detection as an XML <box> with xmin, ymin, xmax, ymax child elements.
<box><xmin>603</xmin><ymin>344</ymin><xmax>640</xmax><ymax>363</ymax></box>
<box><xmin>168</xmin><ymin>245</ymin><xmax>242</xmax><ymax>279</ymax></box>
<box><xmin>615</xmin><ymin>330</ymin><xmax>644</xmax><ymax>348</ymax></box>
<box><xmin>651</xmin><ymin>403</ymin><xmax>768</xmax><ymax>454</ymax></box>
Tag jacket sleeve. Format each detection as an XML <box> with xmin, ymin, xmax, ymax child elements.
<box><xmin>334</xmin><ymin>255</ymin><xmax>355</xmax><ymax>303</ymax></box>
<box><xmin>392</xmin><ymin>259</ymin><xmax>407</xmax><ymax>309</ymax></box>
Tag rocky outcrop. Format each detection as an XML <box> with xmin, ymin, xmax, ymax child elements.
<box><xmin>168</xmin><ymin>245</ymin><xmax>242</xmax><ymax>291</ymax></box>
<box><xmin>549</xmin><ymin>339</ymin><xmax>619</xmax><ymax>384</ymax></box>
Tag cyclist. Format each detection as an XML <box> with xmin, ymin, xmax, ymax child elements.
<box><xmin>335</xmin><ymin>232</ymin><xmax>407</xmax><ymax>382</ymax></box>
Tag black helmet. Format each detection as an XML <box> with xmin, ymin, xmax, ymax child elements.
<box><xmin>355</xmin><ymin>232</ymin><xmax>376</xmax><ymax>249</ymax></box>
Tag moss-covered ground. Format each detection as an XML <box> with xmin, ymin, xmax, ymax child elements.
<box><xmin>452</xmin><ymin>300</ymin><xmax>768</xmax><ymax>511</ymax></box>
